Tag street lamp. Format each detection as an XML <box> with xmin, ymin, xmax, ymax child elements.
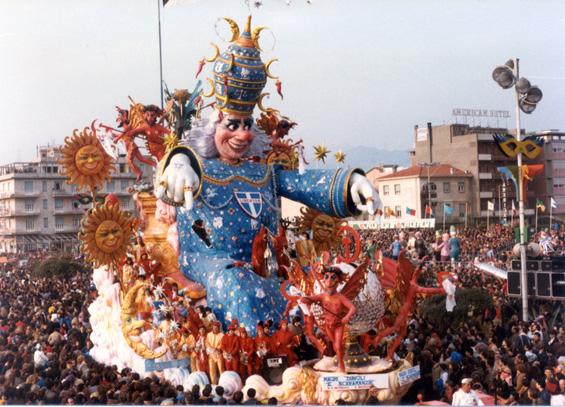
<box><xmin>492</xmin><ymin>58</ymin><xmax>543</xmax><ymax>322</ymax></box>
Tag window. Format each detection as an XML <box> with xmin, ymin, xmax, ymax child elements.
<box><xmin>43</xmin><ymin>217</ymin><xmax>48</xmax><ymax>228</ymax></box>
<box><xmin>53</xmin><ymin>166</ymin><xmax>58</xmax><ymax>173</ymax></box>
<box><xmin>458</xmin><ymin>182</ymin><xmax>465</xmax><ymax>193</ymax></box>
<box><xmin>382</xmin><ymin>185</ymin><xmax>389</xmax><ymax>195</ymax></box>
<box><xmin>43</xmin><ymin>199</ymin><xmax>48</xmax><ymax>210</ymax></box>
<box><xmin>25</xmin><ymin>219</ymin><xmax>35</xmax><ymax>231</ymax></box>
<box><xmin>72</xmin><ymin>217</ymin><xmax>81</xmax><ymax>228</ymax></box>
<box><xmin>42</xmin><ymin>181</ymin><xmax>47</xmax><ymax>192</ymax></box>
<box><xmin>443</xmin><ymin>182</ymin><xmax>450</xmax><ymax>193</ymax></box>
<box><xmin>121</xmin><ymin>180</ymin><xmax>129</xmax><ymax>190</ymax></box>
<box><xmin>119</xmin><ymin>163</ymin><xmax>127</xmax><ymax>173</ymax></box>
<box><xmin>459</xmin><ymin>203</ymin><xmax>466</xmax><ymax>217</ymax></box>
<box><xmin>24</xmin><ymin>181</ymin><xmax>33</xmax><ymax>193</ymax></box>
<box><xmin>55</xmin><ymin>199</ymin><xmax>63</xmax><ymax>209</ymax></box>
<box><xmin>24</xmin><ymin>200</ymin><xmax>34</xmax><ymax>212</ymax></box>
<box><xmin>395</xmin><ymin>206</ymin><xmax>402</xmax><ymax>217</ymax></box>
<box><xmin>394</xmin><ymin>184</ymin><xmax>401</xmax><ymax>195</ymax></box>
<box><xmin>107</xmin><ymin>180</ymin><xmax>115</xmax><ymax>192</ymax></box>
<box><xmin>53</xmin><ymin>182</ymin><xmax>61</xmax><ymax>191</ymax></box>
<box><xmin>120</xmin><ymin>197</ymin><xmax>130</xmax><ymax>209</ymax></box>
<box><xmin>55</xmin><ymin>217</ymin><xmax>64</xmax><ymax>230</ymax></box>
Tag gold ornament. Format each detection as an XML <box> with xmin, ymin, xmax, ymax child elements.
<box><xmin>59</xmin><ymin>124</ymin><xmax>114</xmax><ymax>192</ymax></box>
<box><xmin>121</xmin><ymin>280</ymin><xmax>168</xmax><ymax>359</ymax></box>
<box><xmin>222</xmin><ymin>17</ymin><xmax>240</xmax><ymax>42</ymax></box>
<box><xmin>79</xmin><ymin>203</ymin><xmax>134</xmax><ymax>267</ymax></box>
<box><xmin>334</xmin><ymin>150</ymin><xmax>346</xmax><ymax>164</ymax></box>
<box><xmin>205</xmin><ymin>43</ymin><xmax>220</xmax><ymax>63</ymax></box>
<box><xmin>295</xmin><ymin>207</ymin><xmax>345</xmax><ymax>255</ymax></box>
<box><xmin>313</xmin><ymin>144</ymin><xmax>330</xmax><ymax>163</ymax></box>
<box><xmin>251</xmin><ymin>26</ymin><xmax>268</xmax><ymax>50</ymax></box>
<box><xmin>264</xmin><ymin>58</ymin><xmax>279</xmax><ymax>79</ymax></box>
<box><xmin>163</xmin><ymin>132</ymin><xmax>179</xmax><ymax>152</ymax></box>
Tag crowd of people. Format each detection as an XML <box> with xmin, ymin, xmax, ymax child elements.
<box><xmin>0</xmin><ymin>224</ymin><xmax>563</xmax><ymax>405</ymax></box>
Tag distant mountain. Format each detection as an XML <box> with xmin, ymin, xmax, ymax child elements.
<box><xmin>317</xmin><ymin>145</ymin><xmax>410</xmax><ymax>170</ymax></box>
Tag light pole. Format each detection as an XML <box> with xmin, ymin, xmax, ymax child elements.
<box><xmin>492</xmin><ymin>58</ymin><xmax>543</xmax><ymax>322</ymax></box>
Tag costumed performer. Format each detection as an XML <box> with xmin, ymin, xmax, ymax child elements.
<box><xmin>154</xmin><ymin>16</ymin><xmax>382</xmax><ymax>334</ymax></box>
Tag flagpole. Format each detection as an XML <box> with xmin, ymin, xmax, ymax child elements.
<box><xmin>535</xmin><ymin>205</ymin><xmax>538</xmax><ymax>232</ymax></box>
<box><xmin>511</xmin><ymin>201</ymin><xmax>514</xmax><ymax>226</ymax></box>
<box><xmin>442</xmin><ymin>205</ymin><xmax>446</xmax><ymax>231</ymax></box>
<box><xmin>550</xmin><ymin>197</ymin><xmax>553</xmax><ymax>230</ymax></box>
<box><xmin>465</xmin><ymin>202</ymin><xmax>468</xmax><ymax>229</ymax></box>
<box><xmin>487</xmin><ymin>207</ymin><xmax>490</xmax><ymax>230</ymax></box>
<box><xmin>157</xmin><ymin>0</ymin><xmax>164</xmax><ymax>109</ymax></box>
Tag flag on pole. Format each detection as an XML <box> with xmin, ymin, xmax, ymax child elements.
<box><xmin>487</xmin><ymin>201</ymin><xmax>495</xmax><ymax>211</ymax></box>
<box><xmin>425</xmin><ymin>205</ymin><xmax>433</xmax><ymax>217</ymax></box>
<box><xmin>536</xmin><ymin>199</ymin><xmax>546</xmax><ymax>212</ymax></box>
<box><xmin>385</xmin><ymin>207</ymin><xmax>395</xmax><ymax>217</ymax></box>
<box><xmin>406</xmin><ymin>207</ymin><xmax>416</xmax><ymax>216</ymax></box>
<box><xmin>551</xmin><ymin>197</ymin><xmax>558</xmax><ymax>209</ymax></box>
<box><xmin>511</xmin><ymin>200</ymin><xmax>517</xmax><ymax>215</ymax></box>
<box><xmin>443</xmin><ymin>203</ymin><xmax>453</xmax><ymax>216</ymax></box>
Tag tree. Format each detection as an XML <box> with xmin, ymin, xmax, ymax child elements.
<box><xmin>31</xmin><ymin>257</ymin><xmax>86</xmax><ymax>279</ymax></box>
<box><xmin>419</xmin><ymin>288</ymin><xmax>493</xmax><ymax>332</ymax></box>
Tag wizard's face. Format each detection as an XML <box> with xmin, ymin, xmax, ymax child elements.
<box><xmin>215</xmin><ymin>114</ymin><xmax>254</xmax><ymax>163</ymax></box>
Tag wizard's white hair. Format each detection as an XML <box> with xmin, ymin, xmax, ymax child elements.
<box><xmin>182</xmin><ymin>109</ymin><xmax>270</xmax><ymax>159</ymax></box>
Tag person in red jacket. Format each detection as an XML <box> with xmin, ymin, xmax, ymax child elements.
<box><xmin>238</xmin><ymin>327</ymin><xmax>255</xmax><ymax>379</ymax></box>
<box><xmin>220</xmin><ymin>321</ymin><xmax>240</xmax><ymax>372</ymax></box>
<box><xmin>271</xmin><ymin>319</ymin><xmax>299</xmax><ymax>366</ymax></box>
<box><xmin>254</xmin><ymin>323</ymin><xmax>272</xmax><ymax>374</ymax></box>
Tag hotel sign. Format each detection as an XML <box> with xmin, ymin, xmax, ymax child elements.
<box><xmin>452</xmin><ymin>108</ymin><xmax>510</xmax><ymax>119</ymax></box>
<box><xmin>348</xmin><ymin>218</ymin><xmax>436</xmax><ymax>230</ymax></box>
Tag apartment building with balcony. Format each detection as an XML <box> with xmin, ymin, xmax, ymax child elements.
<box><xmin>410</xmin><ymin>123</ymin><xmax>538</xmax><ymax>221</ymax></box>
<box><xmin>0</xmin><ymin>145</ymin><xmax>147</xmax><ymax>254</ymax></box>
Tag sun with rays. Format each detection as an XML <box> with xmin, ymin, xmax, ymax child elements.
<box><xmin>59</xmin><ymin>123</ymin><xmax>114</xmax><ymax>192</ymax></box>
<box><xmin>79</xmin><ymin>203</ymin><xmax>134</xmax><ymax>267</ymax></box>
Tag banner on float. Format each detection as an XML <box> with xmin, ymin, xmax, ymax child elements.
<box><xmin>397</xmin><ymin>365</ymin><xmax>421</xmax><ymax>386</ymax></box>
<box><xmin>145</xmin><ymin>358</ymin><xmax>189</xmax><ymax>372</ymax></box>
<box><xmin>348</xmin><ymin>218</ymin><xmax>436</xmax><ymax>230</ymax></box>
<box><xmin>320</xmin><ymin>373</ymin><xmax>389</xmax><ymax>390</ymax></box>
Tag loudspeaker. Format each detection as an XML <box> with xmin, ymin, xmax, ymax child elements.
<box><xmin>553</xmin><ymin>273</ymin><xmax>565</xmax><ymax>298</ymax></box>
<box><xmin>537</xmin><ymin>273</ymin><xmax>551</xmax><ymax>297</ymax></box>
<box><xmin>261</xmin><ymin>356</ymin><xmax>288</xmax><ymax>385</ymax></box>
<box><xmin>507</xmin><ymin>259</ymin><xmax>565</xmax><ymax>299</ymax></box>
<box><xmin>508</xmin><ymin>271</ymin><xmax>521</xmax><ymax>295</ymax></box>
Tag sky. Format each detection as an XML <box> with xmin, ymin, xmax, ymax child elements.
<box><xmin>0</xmin><ymin>0</ymin><xmax>564</xmax><ymax>164</ymax></box>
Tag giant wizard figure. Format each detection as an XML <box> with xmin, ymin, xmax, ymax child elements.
<box><xmin>155</xmin><ymin>16</ymin><xmax>382</xmax><ymax>333</ymax></box>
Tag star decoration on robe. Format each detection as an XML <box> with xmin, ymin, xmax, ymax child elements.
<box><xmin>313</xmin><ymin>144</ymin><xmax>330</xmax><ymax>163</ymax></box>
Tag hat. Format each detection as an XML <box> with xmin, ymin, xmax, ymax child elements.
<box><xmin>461</xmin><ymin>378</ymin><xmax>473</xmax><ymax>385</ymax></box>
<box><xmin>228</xmin><ymin>321</ymin><xmax>238</xmax><ymax>331</ymax></box>
<box><xmin>212</xmin><ymin>321</ymin><xmax>221</xmax><ymax>328</ymax></box>
<box><xmin>208</xmin><ymin>16</ymin><xmax>271</xmax><ymax>116</ymax></box>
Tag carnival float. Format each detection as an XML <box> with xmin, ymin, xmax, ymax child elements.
<box><xmin>60</xmin><ymin>15</ymin><xmax>447</xmax><ymax>404</ymax></box>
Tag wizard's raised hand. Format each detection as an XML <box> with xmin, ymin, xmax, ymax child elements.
<box><xmin>155</xmin><ymin>153</ymin><xmax>200</xmax><ymax>210</ymax></box>
<box><xmin>349</xmin><ymin>173</ymin><xmax>383</xmax><ymax>215</ymax></box>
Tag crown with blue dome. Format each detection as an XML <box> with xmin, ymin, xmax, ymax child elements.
<box><xmin>204</xmin><ymin>16</ymin><xmax>278</xmax><ymax>116</ymax></box>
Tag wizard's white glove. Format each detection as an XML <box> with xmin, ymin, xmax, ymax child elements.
<box><xmin>155</xmin><ymin>153</ymin><xmax>200</xmax><ymax>210</ymax></box>
<box><xmin>349</xmin><ymin>173</ymin><xmax>383</xmax><ymax>215</ymax></box>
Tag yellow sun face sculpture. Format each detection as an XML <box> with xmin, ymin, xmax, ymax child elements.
<box><xmin>60</xmin><ymin>124</ymin><xmax>114</xmax><ymax>192</ymax></box>
<box><xmin>79</xmin><ymin>203</ymin><xmax>133</xmax><ymax>266</ymax></box>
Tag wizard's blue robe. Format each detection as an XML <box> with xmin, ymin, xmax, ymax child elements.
<box><xmin>176</xmin><ymin>156</ymin><xmax>361</xmax><ymax>334</ymax></box>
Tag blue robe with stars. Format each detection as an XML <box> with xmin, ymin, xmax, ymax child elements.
<box><xmin>176</xmin><ymin>157</ymin><xmax>362</xmax><ymax>335</ymax></box>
